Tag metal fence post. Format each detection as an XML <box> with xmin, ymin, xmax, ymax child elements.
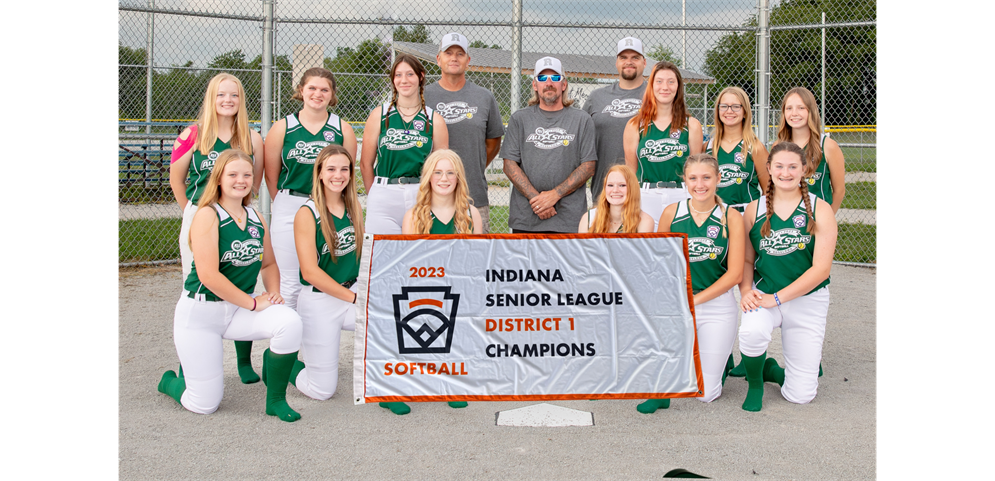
<box><xmin>510</xmin><ymin>0</ymin><xmax>522</xmax><ymax>114</ymax></box>
<box><xmin>260</xmin><ymin>0</ymin><xmax>274</xmax><ymax>222</ymax></box>
<box><xmin>756</xmin><ymin>0</ymin><xmax>770</xmax><ymax>145</ymax></box>
<box><xmin>145</xmin><ymin>0</ymin><xmax>154</xmax><ymax>138</ymax></box>
<box><xmin>821</xmin><ymin>11</ymin><xmax>827</xmax><ymax>130</ymax></box>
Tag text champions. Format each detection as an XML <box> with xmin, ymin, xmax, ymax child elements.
<box><xmin>484</xmin><ymin>269</ymin><xmax>624</xmax><ymax>307</ymax></box>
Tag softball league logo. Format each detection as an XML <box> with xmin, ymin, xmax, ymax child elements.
<box><xmin>602</xmin><ymin>98</ymin><xmax>641</xmax><ymax>118</ymax></box>
<box><xmin>323</xmin><ymin>131</ymin><xmax>337</xmax><ymax>143</ymax></box>
<box><xmin>286</xmin><ymin>140</ymin><xmax>329</xmax><ymax>164</ymax></box>
<box><xmin>526</xmin><ymin>127</ymin><xmax>575</xmax><ymax>149</ymax></box>
<box><xmin>758</xmin><ymin>228</ymin><xmax>812</xmax><ymax>256</ymax></box>
<box><xmin>687</xmin><ymin>237</ymin><xmax>723</xmax><ymax>262</ymax></box>
<box><xmin>380</xmin><ymin>128</ymin><xmax>429</xmax><ymax>150</ymax></box>
<box><xmin>719</xmin><ymin>164</ymin><xmax>749</xmax><ymax>187</ymax></box>
<box><xmin>436</xmin><ymin>102</ymin><xmax>478</xmax><ymax>124</ymax></box>
<box><xmin>639</xmin><ymin>138</ymin><xmax>685</xmax><ymax>162</ymax></box>
<box><xmin>392</xmin><ymin>286</ymin><xmax>461</xmax><ymax>354</ymax></box>
<box><xmin>200</xmin><ymin>150</ymin><xmax>221</xmax><ymax>170</ymax></box>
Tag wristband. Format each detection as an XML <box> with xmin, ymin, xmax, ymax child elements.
<box><xmin>252</xmin><ymin>298</ymin><xmax>257</xmax><ymax>311</ymax></box>
<box><xmin>774</xmin><ymin>292</ymin><xmax>781</xmax><ymax>306</ymax></box>
<box><xmin>352</xmin><ymin>293</ymin><xmax>357</xmax><ymax>304</ymax></box>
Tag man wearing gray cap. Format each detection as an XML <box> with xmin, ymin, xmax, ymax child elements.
<box><xmin>500</xmin><ymin>56</ymin><xmax>596</xmax><ymax>233</ymax></box>
<box><xmin>582</xmin><ymin>36</ymin><xmax>647</xmax><ymax>202</ymax></box>
<box><xmin>425</xmin><ymin>32</ymin><xmax>505</xmax><ymax>232</ymax></box>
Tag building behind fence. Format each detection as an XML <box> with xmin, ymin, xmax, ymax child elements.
<box><xmin>118</xmin><ymin>0</ymin><xmax>876</xmax><ymax>266</ymax></box>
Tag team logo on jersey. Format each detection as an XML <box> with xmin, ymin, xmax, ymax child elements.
<box><xmin>719</xmin><ymin>164</ymin><xmax>749</xmax><ymax>187</ymax></box>
<box><xmin>334</xmin><ymin>225</ymin><xmax>357</xmax><ymax>256</ymax></box>
<box><xmin>526</xmin><ymin>127</ymin><xmax>575</xmax><ymax>150</ymax></box>
<box><xmin>706</xmin><ymin>225</ymin><xmax>720</xmax><ymax>239</ymax></box>
<box><xmin>758</xmin><ymin>228</ymin><xmax>812</xmax><ymax>257</ymax></box>
<box><xmin>639</xmin><ymin>138</ymin><xmax>686</xmax><ymax>162</ymax></box>
<box><xmin>669</xmin><ymin>130</ymin><xmax>681</xmax><ymax>139</ymax></box>
<box><xmin>734</xmin><ymin>152</ymin><xmax>745</xmax><ymax>164</ymax></box>
<box><xmin>392</xmin><ymin>286</ymin><xmax>460</xmax><ymax>354</ymax></box>
<box><xmin>687</xmin><ymin>237</ymin><xmax>724</xmax><ymax>262</ymax></box>
<box><xmin>200</xmin><ymin>150</ymin><xmax>221</xmax><ymax>170</ymax></box>
<box><xmin>805</xmin><ymin>172</ymin><xmax>822</xmax><ymax>186</ymax></box>
<box><xmin>601</xmin><ymin>98</ymin><xmax>641</xmax><ymax>118</ymax></box>
<box><xmin>287</xmin><ymin>140</ymin><xmax>330</xmax><ymax>164</ymax></box>
<box><xmin>220</xmin><ymin>239</ymin><xmax>264</xmax><ymax>267</ymax></box>
<box><xmin>323</xmin><ymin>131</ymin><xmax>337</xmax><ymax>143</ymax></box>
<box><xmin>792</xmin><ymin>214</ymin><xmax>807</xmax><ymax>229</ymax></box>
<box><xmin>247</xmin><ymin>226</ymin><xmax>261</xmax><ymax>239</ymax></box>
<box><xmin>380</xmin><ymin>128</ymin><xmax>430</xmax><ymax>151</ymax></box>
<box><xmin>413</xmin><ymin>120</ymin><xmax>426</xmax><ymax>131</ymax></box>
<box><xmin>435</xmin><ymin>102</ymin><xmax>478</xmax><ymax>124</ymax></box>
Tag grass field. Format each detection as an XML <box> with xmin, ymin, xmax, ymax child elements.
<box><xmin>835</xmin><ymin>223</ymin><xmax>876</xmax><ymax>264</ymax></box>
<box><xmin>841</xmin><ymin>182</ymin><xmax>876</xmax><ymax>210</ymax></box>
<box><xmin>120</xmin><ymin>217</ymin><xmax>181</xmax><ymax>263</ymax></box>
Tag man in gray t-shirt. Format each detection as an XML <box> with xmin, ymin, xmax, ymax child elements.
<box><xmin>425</xmin><ymin>32</ymin><xmax>505</xmax><ymax>232</ymax></box>
<box><xmin>582</xmin><ymin>37</ymin><xmax>648</xmax><ymax>201</ymax></box>
<box><xmin>501</xmin><ymin>56</ymin><xmax>596</xmax><ymax>233</ymax></box>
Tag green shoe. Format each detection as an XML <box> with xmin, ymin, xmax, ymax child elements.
<box><xmin>741</xmin><ymin>352</ymin><xmax>767</xmax><ymax>412</ymax></box>
<box><xmin>235</xmin><ymin>340</ymin><xmax>260</xmax><ymax>384</ymax></box>
<box><xmin>157</xmin><ymin>370</ymin><xmax>186</xmax><ymax>405</ymax></box>
<box><xmin>762</xmin><ymin>357</ymin><xmax>785</xmax><ymax>386</ymax></box>
<box><xmin>447</xmin><ymin>401</ymin><xmax>468</xmax><ymax>408</ymax></box>
<box><xmin>727</xmin><ymin>356</ymin><xmax>746</xmax><ymax>378</ymax></box>
<box><xmin>721</xmin><ymin>353</ymin><xmax>735</xmax><ymax>385</ymax></box>
<box><xmin>379</xmin><ymin>402</ymin><xmax>411</xmax><ymax>415</ymax></box>
<box><xmin>262</xmin><ymin>349</ymin><xmax>301</xmax><ymax>422</ymax></box>
<box><xmin>636</xmin><ymin>398</ymin><xmax>670</xmax><ymax>414</ymax></box>
<box><xmin>289</xmin><ymin>360</ymin><xmax>305</xmax><ymax>388</ymax></box>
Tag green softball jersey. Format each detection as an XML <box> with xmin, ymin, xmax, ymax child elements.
<box><xmin>374</xmin><ymin>104</ymin><xmax>434</xmax><ymax>179</ymax></box>
<box><xmin>278</xmin><ymin>112</ymin><xmax>345</xmax><ymax>193</ymax></box>
<box><xmin>636</xmin><ymin>121</ymin><xmax>689</xmax><ymax>184</ymax></box>
<box><xmin>299</xmin><ymin>199</ymin><xmax>359</xmax><ymax>288</ymax></box>
<box><xmin>750</xmin><ymin>193</ymin><xmax>829</xmax><ymax>295</ymax></box>
<box><xmin>803</xmin><ymin>134</ymin><xmax>832</xmax><ymax>206</ymax></box>
<box><xmin>706</xmin><ymin>139</ymin><xmax>761</xmax><ymax>206</ymax></box>
<box><xmin>184</xmin><ymin>204</ymin><xmax>265</xmax><ymax>301</ymax></box>
<box><xmin>185</xmin><ymin>138</ymin><xmax>231</xmax><ymax>204</ymax></box>
<box><xmin>671</xmin><ymin>201</ymin><xmax>728</xmax><ymax>291</ymax></box>
<box><xmin>428</xmin><ymin>208</ymin><xmax>472</xmax><ymax>234</ymax></box>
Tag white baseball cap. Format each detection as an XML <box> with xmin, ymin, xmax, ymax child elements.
<box><xmin>617</xmin><ymin>37</ymin><xmax>644</xmax><ymax>56</ymax></box>
<box><xmin>439</xmin><ymin>32</ymin><xmax>469</xmax><ymax>53</ymax></box>
<box><xmin>534</xmin><ymin>56</ymin><xmax>563</xmax><ymax>77</ymax></box>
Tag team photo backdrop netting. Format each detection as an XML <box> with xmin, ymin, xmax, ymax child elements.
<box><xmin>352</xmin><ymin>234</ymin><xmax>700</xmax><ymax>402</ymax></box>
<box><xmin>118</xmin><ymin>0</ymin><xmax>875</xmax><ymax>265</ymax></box>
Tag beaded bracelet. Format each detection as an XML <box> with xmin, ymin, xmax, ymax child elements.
<box><xmin>774</xmin><ymin>292</ymin><xmax>781</xmax><ymax>306</ymax></box>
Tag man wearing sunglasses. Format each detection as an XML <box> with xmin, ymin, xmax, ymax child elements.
<box><xmin>425</xmin><ymin>32</ymin><xmax>505</xmax><ymax>233</ymax></box>
<box><xmin>500</xmin><ymin>56</ymin><xmax>596</xmax><ymax>233</ymax></box>
<box><xmin>582</xmin><ymin>37</ymin><xmax>647</xmax><ymax>202</ymax></box>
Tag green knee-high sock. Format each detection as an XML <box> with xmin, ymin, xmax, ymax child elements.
<box><xmin>447</xmin><ymin>401</ymin><xmax>468</xmax><ymax>408</ymax></box>
<box><xmin>235</xmin><ymin>340</ymin><xmax>260</xmax><ymax>384</ymax></box>
<box><xmin>636</xmin><ymin>398</ymin><xmax>670</xmax><ymax>414</ymax></box>
<box><xmin>741</xmin><ymin>352</ymin><xmax>767</xmax><ymax>412</ymax></box>
<box><xmin>263</xmin><ymin>349</ymin><xmax>301</xmax><ymax>422</ymax></box>
<box><xmin>819</xmin><ymin>362</ymin><xmax>823</xmax><ymax>377</ymax></box>
<box><xmin>379</xmin><ymin>402</ymin><xmax>411</xmax><ymax>415</ymax></box>
<box><xmin>178</xmin><ymin>364</ymin><xmax>183</xmax><ymax>378</ymax></box>
<box><xmin>728</xmin><ymin>355</ymin><xmax>746</xmax><ymax>377</ymax></box>
<box><xmin>722</xmin><ymin>353</ymin><xmax>735</xmax><ymax>385</ymax></box>
<box><xmin>762</xmin><ymin>357</ymin><xmax>785</xmax><ymax>386</ymax></box>
<box><xmin>158</xmin><ymin>370</ymin><xmax>186</xmax><ymax>405</ymax></box>
<box><xmin>289</xmin><ymin>360</ymin><xmax>305</xmax><ymax>388</ymax></box>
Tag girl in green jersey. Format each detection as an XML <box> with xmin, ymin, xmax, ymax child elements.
<box><xmin>158</xmin><ymin>149</ymin><xmax>304</xmax><ymax>422</ymax></box>
<box><xmin>737</xmin><ymin>142</ymin><xmax>837</xmax><ymax>412</ymax></box>
<box><xmin>637</xmin><ymin>154</ymin><xmax>745</xmax><ymax>413</ymax></box>
<box><xmin>292</xmin><ymin>144</ymin><xmax>365</xmax><ymax>402</ymax></box>
<box><xmin>774</xmin><ymin>87</ymin><xmax>846</xmax><ymax>213</ymax></box>
<box><xmin>168</xmin><ymin>73</ymin><xmax>264</xmax><ymax>385</ymax></box>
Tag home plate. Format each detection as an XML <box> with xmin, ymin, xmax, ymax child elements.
<box><xmin>495</xmin><ymin>403</ymin><xmax>594</xmax><ymax>427</ymax></box>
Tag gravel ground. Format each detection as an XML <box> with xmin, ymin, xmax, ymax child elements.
<box><xmin>119</xmin><ymin>263</ymin><xmax>875</xmax><ymax>480</ymax></box>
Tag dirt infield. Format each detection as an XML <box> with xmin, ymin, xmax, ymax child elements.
<box><xmin>119</xmin><ymin>264</ymin><xmax>875</xmax><ymax>480</ymax></box>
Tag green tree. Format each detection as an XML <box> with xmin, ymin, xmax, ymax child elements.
<box><xmin>469</xmin><ymin>40</ymin><xmax>501</xmax><ymax>49</ymax></box>
<box><xmin>393</xmin><ymin>24</ymin><xmax>431</xmax><ymax>43</ymax></box>
<box><xmin>645</xmin><ymin>44</ymin><xmax>680</xmax><ymax>65</ymax></box>
<box><xmin>119</xmin><ymin>44</ymin><xmax>148</xmax><ymax>119</ymax></box>
<box><xmin>325</xmin><ymin>38</ymin><xmax>392</xmax><ymax>121</ymax></box>
<box><xmin>702</xmin><ymin>0</ymin><xmax>876</xmax><ymax>125</ymax></box>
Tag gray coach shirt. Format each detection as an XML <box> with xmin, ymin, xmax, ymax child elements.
<box><xmin>582</xmin><ymin>81</ymin><xmax>646</xmax><ymax>200</ymax></box>
<box><xmin>425</xmin><ymin>81</ymin><xmax>504</xmax><ymax>208</ymax></box>
<box><xmin>500</xmin><ymin>104</ymin><xmax>597</xmax><ymax>232</ymax></box>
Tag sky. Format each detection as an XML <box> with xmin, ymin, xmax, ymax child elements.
<box><xmin>119</xmin><ymin>0</ymin><xmax>763</xmax><ymax>73</ymax></box>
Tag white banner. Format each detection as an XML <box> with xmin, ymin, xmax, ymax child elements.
<box><xmin>353</xmin><ymin>234</ymin><xmax>702</xmax><ymax>404</ymax></box>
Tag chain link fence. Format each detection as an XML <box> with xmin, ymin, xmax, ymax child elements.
<box><xmin>119</xmin><ymin>0</ymin><xmax>875</xmax><ymax>265</ymax></box>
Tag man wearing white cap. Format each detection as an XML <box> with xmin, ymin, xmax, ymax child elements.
<box><xmin>582</xmin><ymin>37</ymin><xmax>648</xmax><ymax>201</ymax></box>
<box><xmin>500</xmin><ymin>56</ymin><xmax>596</xmax><ymax>233</ymax></box>
<box><xmin>425</xmin><ymin>33</ymin><xmax>505</xmax><ymax>232</ymax></box>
